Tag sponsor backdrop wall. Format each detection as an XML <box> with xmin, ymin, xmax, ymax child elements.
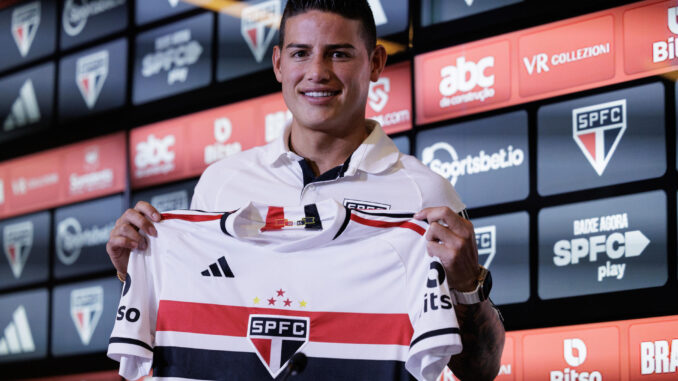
<box><xmin>0</xmin><ymin>0</ymin><xmax>676</xmax><ymax>380</ymax></box>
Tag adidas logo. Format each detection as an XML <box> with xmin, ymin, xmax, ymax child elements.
<box><xmin>3</xmin><ymin>79</ymin><xmax>40</xmax><ymax>132</ymax></box>
<box><xmin>0</xmin><ymin>305</ymin><xmax>35</xmax><ymax>356</ymax></box>
<box><xmin>201</xmin><ymin>256</ymin><xmax>234</xmax><ymax>278</ymax></box>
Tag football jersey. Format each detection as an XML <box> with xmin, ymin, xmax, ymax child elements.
<box><xmin>107</xmin><ymin>200</ymin><xmax>462</xmax><ymax>380</ymax></box>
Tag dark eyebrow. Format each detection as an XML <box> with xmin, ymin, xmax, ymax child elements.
<box><xmin>284</xmin><ymin>43</ymin><xmax>356</xmax><ymax>50</ymax></box>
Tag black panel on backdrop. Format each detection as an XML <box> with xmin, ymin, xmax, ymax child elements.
<box><xmin>473</xmin><ymin>212</ymin><xmax>530</xmax><ymax>305</ymax></box>
<box><xmin>0</xmin><ymin>0</ymin><xmax>57</xmax><ymax>73</ymax></box>
<box><xmin>132</xmin><ymin>179</ymin><xmax>198</xmax><ymax>212</ymax></box>
<box><xmin>538</xmin><ymin>191</ymin><xmax>667</xmax><ymax>299</ymax></box>
<box><xmin>392</xmin><ymin>135</ymin><xmax>410</xmax><ymax>155</ymax></box>
<box><xmin>415</xmin><ymin>111</ymin><xmax>529</xmax><ymax>208</ymax></box>
<box><xmin>538</xmin><ymin>82</ymin><xmax>666</xmax><ymax>196</ymax></box>
<box><xmin>59</xmin><ymin>38</ymin><xmax>127</xmax><ymax>121</ymax></box>
<box><xmin>0</xmin><ymin>289</ymin><xmax>48</xmax><ymax>363</ymax></box>
<box><xmin>0</xmin><ymin>62</ymin><xmax>54</xmax><ymax>143</ymax></box>
<box><xmin>217</xmin><ymin>0</ymin><xmax>287</xmax><ymax>82</ymax></box>
<box><xmin>134</xmin><ymin>12</ymin><xmax>213</xmax><ymax>104</ymax></box>
<box><xmin>60</xmin><ymin>0</ymin><xmax>128</xmax><ymax>50</ymax></box>
<box><xmin>420</xmin><ymin>0</ymin><xmax>523</xmax><ymax>26</ymax></box>
<box><xmin>53</xmin><ymin>195</ymin><xmax>122</xmax><ymax>279</ymax></box>
<box><xmin>369</xmin><ymin>0</ymin><xmax>408</xmax><ymax>37</ymax></box>
<box><xmin>0</xmin><ymin>212</ymin><xmax>50</xmax><ymax>290</ymax></box>
<box><xmin>51</xmin><ymin>278</ymin><xmax>121</xmax><ymax>357</ymax></box>
<box><xmin>136</xmin><ymin>0</ymin><xmax>197</xmax><ymax>26</ymax></box>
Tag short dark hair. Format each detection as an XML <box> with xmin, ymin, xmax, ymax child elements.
<box><xmin>278</xmin><ymin>0</ymin><xmax>377</xmax><ymax>52</ymax></box>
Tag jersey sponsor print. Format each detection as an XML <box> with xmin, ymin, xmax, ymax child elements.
<box><xmin>623</xmin><ymin>0</ymin><xmax>678</xmax><ymax>74</ymax></box>
<box><xmin>52</xmin><ymin>278</ymin><xmax>121</xmax><ymax>356</ymax></box>
<box><xmin>108</xmin><ymin>202</ymin><xmax>461</xmax><ymax>380</ymax></box>
<box><xmin>365</xmin><ymin>62</ymin><xmax>412</xmax><ymax>134</ymax></box>
<box><xmin>630</xmin><ymin>319</ymin><xmax>678</xmax><ymax>380</ymax></box>
<box><xmin>134</xmin><ymin>13</ymin><xmax>212</xmax><ymax>104</ymax></box>
<box><xmin>539</xmin><ymin>191</ymin><xmax>667</xmax><ymax>299</ymax></box>
<box><xmin>416</xmin><ymin>111</ymin><xmax>528</xmax><ymax>208</ymax></box>
<box><xmin>537</xmin><ymin>82</ymin><xmax>666</xmax><ymax>195</ymax></box>
<box><xmin>0</xmin><ymin>212</ymin><xmax>49</xmax><ymax>290</ymax></box>
<box><xmin>0</xmin><ymin>0</ymin><xmax>56</xmax><ymax>73</ymax></box>
<box><xmin>60</xmin><ymin>0</ymin><xmax>127</xmax><ymax>49</ymax></box>
<box><xmin>0</xmin><ymin>289</ymin><xmax>48</xmax><ymax>362</ymax></box>
<box><xmin>415</xmin><ymin>39</ymin><xmax>511</xmax><ymax>124</ymax></box>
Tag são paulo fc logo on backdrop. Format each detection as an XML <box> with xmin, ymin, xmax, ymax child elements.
<box><xmin>70</xmin><ymin>286</ymin><xmax>103</xmax><ymax>345</ymax></box>
<box><xmin>11</xmin><ymin>1</ymin><xmax>41</xmax><ymax>58</ymax></box>
<box><xmin>247</xmin><ymin>314</ymin><xmax>309</xmax><ymax>378</ymax></box>
<box><xmin>475</xmin><ymin>225</ymin><xmax>496</xmax><ymax>268</ymax></box>
<box><xmin>3</xmin><ymin>221</ymin><xmax>34</xmax><ymax>279</ymax></box>
<box><xmin>241</xmin><ymin>0</ymin><xmax>280</xmax><ymax>63</ymax></box>
<box><xmin>76</xmin><ymin>50</ymin><xmax>109</xmax><ymax>109</ymax></box>
<box><xmin>572</xmin><ymin>99</ymin><xmax>626</xmax><ymax>176</ymax></box>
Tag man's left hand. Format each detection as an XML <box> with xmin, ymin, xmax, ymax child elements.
<box><xmin>414</xmin><ymin>207</ymin><xmax>480</xmax><ymax>292</ymax></box>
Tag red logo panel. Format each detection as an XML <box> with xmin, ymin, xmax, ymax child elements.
<box><xmin>366</xmin><ymin>61</ymin><xmax>412</xmax><ymax>135</ymax></box>
<box><xmin>523</xmin><ymin>326</ymin><xmax>621</xmax><ymax>380</ymax></box>
<box><xmin>518</xmin><ymin>15</ymin><xmax>615</xmax><ymax>97</ymax></box>
<box><xmin>130</xmin><ymin>120</ymin><xmax>188</xmax><ymax>189</ymax></box>
<box><xmin>629</xmin><ymin>319</ymin><xmax>678</xmax><ymax>380</ymax></box>
<box><xmin>257</xmin><ymin>92</ymin><xmax>290</xmax><ymax>144</ymax></box>
<box><xmin>624</xmin><ymin>0</ymin><xmax>678</xmax><ymax>75</ymax></box>
<box><xmin>415</xmin><ymin>40</ymin><xmax>511</xmax><ymax>125</ymax></box>
<box><xmin>5</xmin><ymin>152</ymin><xmax>61</xmax><ymax>216</ymax></box>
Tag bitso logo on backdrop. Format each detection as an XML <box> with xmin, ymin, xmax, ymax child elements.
<box><xmin>204</xmin><ymin>117</ymin><xmax>242</xmax><ymax>165</ymax></box>
<box><xmin>653</xmin><ymin>6</ymin><xmax>678</xmax><ymax>63</ymax></box>
<box><xmin>241</xmin><ymin>0</ymin><xmax>280</xmax><ymax>63</ymax></box>
<box><xmin>11</xmin><ymin>1</ymin><xmax>40</xmax><ymax>57</ymax></box>
<box><xmin>550</xmin><ymin>338</ymin><xmax>602</xmax><ymax>381</ymax></box>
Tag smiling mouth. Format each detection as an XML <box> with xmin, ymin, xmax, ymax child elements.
<box><xmin>302</xmin><ymin>91</ymin><xmax>340</xmax><ymax>97</ymax></box>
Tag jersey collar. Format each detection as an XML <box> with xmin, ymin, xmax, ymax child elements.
<box><xmin>263</xmin><ymin>119</ymin><xmax>400</xmax><ymax>176</ymax></box>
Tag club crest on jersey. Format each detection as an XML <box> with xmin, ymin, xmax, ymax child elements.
<box><xmin>241</xmin><ymin>0</ymin><xmax>280</xmax><ymax>63</ymax></box>
<box><xmin>11</xmin><ymin>1</ymin><xmax>41</xmax><ymax>58</ymax></box>
<box><xmin>3</xmin><ymin>221</ymin><xmax>33</xmax><ymax>279</ymax></box>
<box><xmin>76</xmin><ymin>50</ymin><xmax>109</xmax><ymax>109</ymax></box>
<box><xmin>475</xmin><ymin>225</ymin><xmax>496</xmax><ymax>268</ymax></box>
<box><xmin>247</xmin><ymin>315</ymin><xmax>309</xmax><ymax>378</ymax></box>
<box><xmin>572</xmin><ymin>99</ymin><xmax>626</xmax><ymax>176</ymax></box>
<box><xmin>70</xmin><ymin>286</ymin><xmax>103</xmax><ymax>346</ymax></box>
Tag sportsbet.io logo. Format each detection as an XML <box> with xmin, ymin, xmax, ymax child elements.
<box><xmin>247</xmin><ymin>315</ymin><xmax>309</xmax><ymax>378</ymax></box>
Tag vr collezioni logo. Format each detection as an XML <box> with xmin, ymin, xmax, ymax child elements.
<box><xmin>421</xmin><ymin>141</ymin><xmax>524</xmax><ymax>186</ymax></box>
<box><xmin>438</xmin><ymin>55</ymin><xmax>495</xmax><ymax>108</ymax></box>
<box><xmin>553</xmin><ymin>212</ymin><xmax>650</xmax><ymax>282</ymax></box>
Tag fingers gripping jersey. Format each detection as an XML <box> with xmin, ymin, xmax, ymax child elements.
<box><xmin>107</xmin><ymin>200</ymin><xmax>461</xmax><ymax>381</ymax></box>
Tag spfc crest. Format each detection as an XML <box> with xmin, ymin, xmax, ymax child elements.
<box><xmin>3</xmin><ymin>221</ymin><xmax>34</xmax><ymax>279</ymax></box>
<box><xmin>247</xmin><ymin>314</ymin><xmax>309</xmax><ymax>377</ymax></box>
<box><xmin>76</xmin><ymin>50</ymin><xmax>109</xmax><ymax>109</ymax></box>
<box><xmin>70</xmin><ymin>286</ymin><xmax>103</xmax><ymax>346</ymax></box>
<box><xmin>241</xmin><ymin>0</ymin><xmax>280</xmax><ymax>63</ymax></box>
<box><xmin>572</xmin><ymin>99</ymin><xmax>627</xmax><ymax>176</ymax></box>
<box><xmin>475</xmin><ymin>225</ymin><xmax>496</xmax><ymax>268</ymax></box>
<box><xmin>11</xmin><ymin>1</ymin><xmax>41</xmax><ymax>58</ymax></box>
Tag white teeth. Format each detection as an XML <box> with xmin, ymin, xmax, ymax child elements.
<box><xmin>305</xmin><ymin>91</ymin><xmax>335</xmax><ymax>97</ymax></box>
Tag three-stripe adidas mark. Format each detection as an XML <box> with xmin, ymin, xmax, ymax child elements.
<box><xmin>201</xmin><ymin>256</ymin><xmax>234</xmax><ymax>278</ymax></box>
<box><xmin>0</xmin><ymin>305</ymin><xmax>35</xmax><ymax>356</ymax></box>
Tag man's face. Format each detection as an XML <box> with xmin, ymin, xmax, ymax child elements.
<box><xmin>273</xmin><ymin>10</ymin><xmax>386</xmax><ymax>134</ymax></box>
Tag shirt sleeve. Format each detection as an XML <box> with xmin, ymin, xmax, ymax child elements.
<box><xmin>107</xmin><ymin>243</ymin><xmax>157</xmax><ymax>380</ymax></box>
<box><xmin>404</xmin><ymin>234</ymin><xmax>463</xmax><ymax>381</ymax></box>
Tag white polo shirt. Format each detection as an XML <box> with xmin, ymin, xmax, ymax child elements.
<box><xmin>192</xmin><ymin>120</ymin><xmax>465</xmax><ymax>213</ymax></box>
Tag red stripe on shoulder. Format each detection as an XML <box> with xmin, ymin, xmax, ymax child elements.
<box><xmin>161</xmin><ymin>213</ymin><xmax>223</xmax><ymax>222</ymax></box>
<box><xmin>349</xmin><ymin>213</ymin><xmax>426</xmax><ymax>236</ymax></box>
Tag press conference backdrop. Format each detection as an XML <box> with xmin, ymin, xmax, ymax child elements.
<box><xmin>0</xmin><ymin>0</ymin><xmax>676</xmax><ymax>380</ymax></box>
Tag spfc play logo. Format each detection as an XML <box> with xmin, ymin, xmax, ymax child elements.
<box><xmin>248</xmin><ymin>315</ymin><xmax>309</xmax><ymax>377</ymax></box>
<box><xmin>11</xmin><ymin>1</ymin><xmax>41</xmax><ymax>57</ymax></box>
<box><xmin>76</xmin><ymin>50</ymin><xmax>109</xmax><ymax>109</ymax></box>
<box><xmin>572</xmin><ymin>99</ymin><xmax>627</xmax><ymax>176</ymax></box>
<box><xmin>3</xmin><ymin>221</ymin><xmax>34</xmax><ymax>279</ymax></box>
<box><xmin>70</xmin><ymin>286</ymin><xmax>103</xmax><ymax>346</ymax></box>
<box><xmin>475</xmin><ymin>225</ymin><xmax>496</xmax><ymax>268</ymax></box>
<box><xmin>241</xmin><ymin>0</ymin><xmax>281</xmax><ymax>63</ymax></box>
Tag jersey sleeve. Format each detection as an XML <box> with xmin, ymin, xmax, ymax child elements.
<box><xmin>107</xmin><ymin>243</ymin><xmax>157</xmax><ymax>380</ymax></box>
<box><xmin>404</xmin><ymin>233</ymin><xmax>462</xmax><ymax>381</ymax></box>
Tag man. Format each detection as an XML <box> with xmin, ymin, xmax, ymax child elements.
<box><xmin>107</xmin><ymin>0</ymin><xmax>504</xmax><ymax>379</ymax></box>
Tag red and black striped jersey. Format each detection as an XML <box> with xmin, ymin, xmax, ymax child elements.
<box><xmin>108</xmin><ymin>199</ymin><xmax>461</xmax><ymax>380</ymax></box>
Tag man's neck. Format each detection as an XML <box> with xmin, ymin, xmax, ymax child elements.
<box><xmin>289</xmin><ymin>121</ymin><xmax>369</xmax><ymax>176</ymax></box>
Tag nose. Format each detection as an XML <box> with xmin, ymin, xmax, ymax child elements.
<box><xmin>306</xmin><ymin>54</ymin><xmax>331</xmax><ymax>82</ymax></box>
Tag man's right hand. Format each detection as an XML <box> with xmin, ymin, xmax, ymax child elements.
<box><xmin>106</xmin><ymin>201</ymin><xmax>161</xmax><ymax>275</ymax></box>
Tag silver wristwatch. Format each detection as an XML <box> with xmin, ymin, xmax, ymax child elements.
<box><xmin>451</xmin><ymin>266</ymin><xmax>492</xmax><ymax>305</ymax></box>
